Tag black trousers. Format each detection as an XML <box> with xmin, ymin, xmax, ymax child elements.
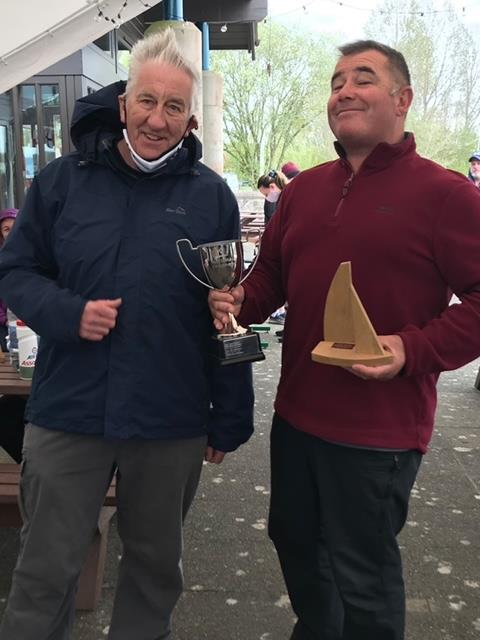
<box><xmin>0</xmin><ymin>396</ymin><xmax>26</xmax><ymax>462</ymax></box>
<box><xmin>268</xmin><ymin>414</ymin><xmax>422</xmax><ymax>640</ymax></box>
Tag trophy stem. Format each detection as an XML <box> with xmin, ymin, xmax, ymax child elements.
<box><xmin>229</xmin><ymin>313</ymin><xmax>247</xmax><ymax>335</ymax></box>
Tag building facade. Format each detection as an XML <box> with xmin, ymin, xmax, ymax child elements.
<box><xmin>0</xmin><ymin>32</ymin><xmax>131</xmax><ymax>210</ymax></box>
<box><xmin>0</xmin><ymin>0</ymin><xmax>267</xmax><ymax>210</ymax></box>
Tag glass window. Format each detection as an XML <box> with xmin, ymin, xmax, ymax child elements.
<box><xmin>0</xmin><ymin>91</ymin><xmax>16</xmax><ymax>209</ymax></box>
<box><xmin>41</xmin><ymin>84</ymin><xmax>63</xmax><ymax>164</ymax></box>
<box><xmin>20</xmin><ymin>85</ymin><xmax>39</xmax><ymax>194</ymax></box>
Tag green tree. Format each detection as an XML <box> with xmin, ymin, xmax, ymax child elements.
<box><xmin>212</xmin><ymin>22</ymin><xmax>336</xmax><ymax>185</ymax></box>
<box><xmin>365</xmin><ymin>0</ymin><xmax>480</xmax><ymax>171</ymax></box>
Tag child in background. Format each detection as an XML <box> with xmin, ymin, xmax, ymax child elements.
<box><xmin>0</xmin><ymin>209</ymin><xmax>18</xmax><ymax>242</ymax></box>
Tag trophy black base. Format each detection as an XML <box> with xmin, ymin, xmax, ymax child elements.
<box><xmin>212</xmin><ymin>331</ymin><xmax>266</xmax><ymax>365</ymax></box>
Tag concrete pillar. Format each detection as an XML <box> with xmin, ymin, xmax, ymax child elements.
<box><xmin>145</xmin><ymin>21</ymin><xmax>203</xmax><ymax>140</ymax></box>
<box><xmin>202</xmin><ymin>70</ymin><xmax>224</xmax><ymax>176</ymax></box>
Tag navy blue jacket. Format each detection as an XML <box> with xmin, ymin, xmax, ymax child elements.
<box><xmin>0</xmin><ymin>82</ymin><xmax>254</xmax><ymax>451</ymax></box>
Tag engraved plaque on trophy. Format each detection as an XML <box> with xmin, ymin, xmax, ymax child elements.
<box><xmin>177</xmin><ymin>238</ymin><xmax>265</xmax><ymax>365</ymax></box>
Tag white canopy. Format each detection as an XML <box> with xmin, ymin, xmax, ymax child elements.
<box><xmin>0</xmin><ymin>0</ymin><xmax>163</xmax><ymax>95</ymax></box>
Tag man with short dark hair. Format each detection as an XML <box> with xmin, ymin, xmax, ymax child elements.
<box><xmin>0</xmin><ymin>29</ymin><xmax>253</xmax><ymax>640</ymax></box>
<box><xmin>209</xmin><ymin>40</ymin><xmax>480</xmax><ymax>639</ymax></box>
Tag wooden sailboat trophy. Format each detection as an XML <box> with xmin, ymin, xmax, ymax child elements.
<box><xmin>311</xmin><ymin>262</ymin><xmax>393</xmax><ymax>367</ymax></box>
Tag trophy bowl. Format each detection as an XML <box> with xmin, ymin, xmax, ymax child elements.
<box><xmin>177</xmin><ymin>238</ymin><xmax>265</xmax><ymax>366</ymax></box>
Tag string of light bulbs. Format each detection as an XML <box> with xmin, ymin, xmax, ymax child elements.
<box><xmin>325</xmin><ymin>0</ymin><xmax>465</xmax><ymax>15</ymax></box>
<box><xmin>269</xmin><ymin>0</ymin><xmax>467</xmax><ymax>19</ymax></box>
<box><xmin>95</xmin><ymin>0</ymin><xmax>152</xmax><ymax>28</ymax></box>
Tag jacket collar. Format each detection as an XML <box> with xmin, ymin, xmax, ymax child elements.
<box><xmin>334</xmin><ymin>132</ymin><xmax>416</xmax><ymax>173</ymax></box>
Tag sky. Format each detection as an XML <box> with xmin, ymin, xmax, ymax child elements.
<box><xmin>268</xmin><ymin>0</ymin><xmax>480</xmax><ymax>41</ymax></box>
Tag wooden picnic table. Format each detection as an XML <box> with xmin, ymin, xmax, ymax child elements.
<box><xmin>0</xmin><ymin>356</ymin><xmax>31</xmax><ymax>396</ymax></box>
<box><xmin>240</xmin><ymin>211</ymin><xmax>264</xmax><ymax>241</ymax></box>
<box><xmin>240</xmin><ymin>212</ymin><xmax>259</xmax><ymax>224</ymax></box>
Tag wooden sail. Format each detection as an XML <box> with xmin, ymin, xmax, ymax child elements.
<box><xmin>311</xmin><ymin>262</ymin><xmax>393</xmax><ymax>367</ymax></box>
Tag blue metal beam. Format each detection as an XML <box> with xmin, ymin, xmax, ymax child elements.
<box><xmin>202</xmin><ymin>22</ymin><xmax>210</xmax><ymax>71</ymax></box>
<box><xmin>165</xmin><ymin>0</ymin><xmax>184</xmax><ymax>21</ymax></box>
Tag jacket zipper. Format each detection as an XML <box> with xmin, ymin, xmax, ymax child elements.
<box><xmin>333</xmin><ymin>172</ymin><xmax>354</xmax><ymax>218</ymax></box>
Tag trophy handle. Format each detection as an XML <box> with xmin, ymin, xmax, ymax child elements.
<box><xmin>176</xmin><ymin>238</ymin><xmax>213</xmax><ymax>289</ymax></box>
<box><xmin>239</xmin><ymin>233</ymin><xmax>262</xmax><ymax>285</ymax></box>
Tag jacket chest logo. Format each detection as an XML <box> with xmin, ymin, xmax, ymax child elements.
<box><xmin>375</xmin><ymin>205</ymin><xmax>395</xmax><ymax>215</ymax></box>
<box><xmin>165</xmin><ymin>206</ymin><xmax>187</xmax><ymax>216</ymax></box>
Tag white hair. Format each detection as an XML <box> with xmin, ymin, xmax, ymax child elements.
<box><xmin>126</xmin><ymin>28</ymin><xmax>199</xmax><ymax>115</ymax></box>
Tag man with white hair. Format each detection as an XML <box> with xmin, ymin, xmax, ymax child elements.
<box><xmin>0</xmin><ymin>29</ymin><xmax>253</xmax><ymax>640</ymax></box>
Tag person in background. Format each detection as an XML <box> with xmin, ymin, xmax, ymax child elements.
<box><xmin>0</xmin><ymin>209</ymin><xmax>25</xmax><ymax>460</ymax></box>
<box><xmin>0</xmin><ymin>208</ymin><xmax>18</xmax><ymax>242</ymax></box>
<box><xmin>257</xmin><ymin>171</ymin><xmax>289</xmax><ymax>328</ymax></box>
<box><xmin>209</xmin><ymin>39</ymin><xmax>480</xmax><ymax>640</ymax></box>
<box><xmin>0</xmin><ymin>29</ymin><xmax>253</xmax><ymax>640</ymax></box>
<box><xmin>281</xmin><ymin>161</ymin><xmax>301</xmax><ymax>180</ymax></box>
<box><xmin>467</xmin><ymin>151</ymin><xmax>480</xmax><ymax>187</ymax></box>
<box><xmin>257</xmin><ymin>169</ymin><xmax>289</xmax><ymax>226</ymax></box>
<box><xmin>0</xmin><ymin>297</ymin><xmax>6</xmax><ymax>352</ymax></box>
<box><xmin>0</xmin><ymin>208</ymin><xmax>18</xmax><ymax>351</ymax></box>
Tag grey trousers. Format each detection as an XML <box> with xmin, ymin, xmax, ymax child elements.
<box><xmin>0</xmin><ymin>424</ymin><xmax>206</xmax><ymax>640</ymax></box>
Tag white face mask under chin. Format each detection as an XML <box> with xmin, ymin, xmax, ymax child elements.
<box><xmin>122</xmin><ymin>129</ymin><xmax>184</xmax><ymax>173</ymax></box>
<box><xmin>266</xmin><ymin>190</ymin><xmax>281</xmax><ymax>203</ymax></box>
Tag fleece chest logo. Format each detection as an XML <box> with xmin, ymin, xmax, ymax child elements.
<box><xmin>375</xmin><ymin>204</ymin><xmax>395</xmax><ymax>215</ymax></box>
<box><xmin>165</xmin><ymin>206</ymin><xmax>187</xmax><ymax>215</ymax></box>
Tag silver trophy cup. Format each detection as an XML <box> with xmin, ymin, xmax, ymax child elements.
<box><xmin>176</xmin><ymin>238</ymin><xmax>265</xmax><ymax>365</ymax></box>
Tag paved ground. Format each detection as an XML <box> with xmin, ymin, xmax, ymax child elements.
<box><xmin>1</xmin><ymin>330</ymin><xmax>480</xmax><ymax>639</ymax></box>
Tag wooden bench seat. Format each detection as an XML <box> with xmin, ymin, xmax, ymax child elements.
<box><xmin>0</xmin><ymin>463</ymin><xmax>117</xmax><ymax>610</ymax></box>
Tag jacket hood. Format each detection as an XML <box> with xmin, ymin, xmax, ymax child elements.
<box><xmin>70</xmin><ymin>80</ymin><xmax>202</xmax><ymax>166</ymax></box>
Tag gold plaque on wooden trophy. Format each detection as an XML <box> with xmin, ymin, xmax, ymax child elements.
<box><xmin>311</xmin><ymin>261</ymin><xmax>393</xmax><ymax>367</ymax></box>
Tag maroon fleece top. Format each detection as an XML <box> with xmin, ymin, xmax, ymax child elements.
<box><xmin>240</xmin><ymin>134</ymin><xmax>480</xmax><ymax>452</ymax></box>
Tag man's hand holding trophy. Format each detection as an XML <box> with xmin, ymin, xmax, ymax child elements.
<box><xmin>177</xmin><ymin>238</ymin><xmax>265</xmax><ymax>365</ymax></box>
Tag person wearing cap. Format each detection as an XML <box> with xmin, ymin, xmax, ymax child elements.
<box><xmin>468</xmin><ymin>151</ymin><xmax>480</xmax><ymax>187</ymax></box>
<box><xmin>0</xmin><ymin>208</ymin><xmax>18</xmax><ymax>242</ymax></box>
<box><xmin>0</xmin><ymin>208</ymin><xmax>18</xmax><ymax>351</ymax></box>
<box><xmin>281</xmin><ymin>161</ymin><xmax>301</xmax><ymax>180</ymax></box>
